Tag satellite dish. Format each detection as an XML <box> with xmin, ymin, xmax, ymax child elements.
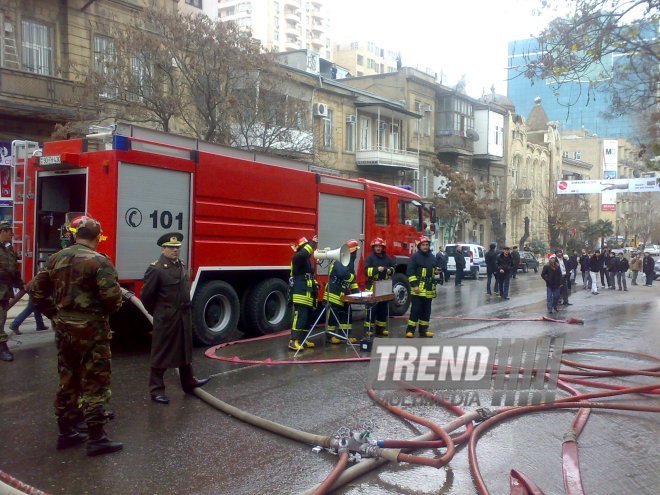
<box><xmin>466</xmin><ymin>128</ymin><xmax>479</xmax><ymax>141</ymax></box>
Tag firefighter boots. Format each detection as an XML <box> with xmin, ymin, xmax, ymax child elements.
<box><xmin>86</xmin><ymin>425</ymin><xmax>123</xmax><ymax>457</ymax></box>
<box><xmin>288</xmin><ymin>339</ymin><xmax>304</xmax><ymax>351</ymax></box>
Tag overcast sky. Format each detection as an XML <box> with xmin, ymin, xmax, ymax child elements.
<box><xmin>330</xmin><ymin>0</ymin><xmax>557</xmax><ymax>98</ymax></box>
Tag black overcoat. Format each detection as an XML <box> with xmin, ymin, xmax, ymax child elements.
<box><xmin>141</xmin><ymin>254</ymin><xmax>193</xmax><ymax>368</ymax></box>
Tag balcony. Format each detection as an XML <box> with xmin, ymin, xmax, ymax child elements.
<box><xmin>0</xmin><ymin>68</ymin><xmax>86</xmax><ymax>119</ymax></box>
<box><xmin>356</xmin><ymin>146</ymin><xmax>419</xmax><ymax>171</ymax></box>
<box><xmin>435</xmin><ymin>132</ymin><xmax>473</xmax><ymax>156</ymax></box>
<box><xmin>511</xmin><ymin>188</ymin><xmax>533</xmax><ymax>203</ymax></box>
<box><xmin>284</xmin><ymin>11</ymin><xmax>300</xmax><ymax>23</ymax></box>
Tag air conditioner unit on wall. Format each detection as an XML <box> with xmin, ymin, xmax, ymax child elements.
<box><xmin>313</xmin><ymin>103</ymin><xmax>328</xmax><ymax>117</ymax></box>
<box><xmin>346</xmin><ymin>114</ymin><xmax>357</xmax><ymax>124</ymax></box>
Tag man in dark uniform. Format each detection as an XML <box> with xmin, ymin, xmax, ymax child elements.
<box><xmin>485</xmin><ymin>242</ymin><xmax>498</xmax><ymax>295</ymax></box>
<box><xmin>0</xmin><ymin>222</ymin><xmax>24</xmax><ymax>362</ymax></box>
<box><xmin>141</xmin><ymin>232</ymin><xmax>210</xmax><ymax>404</ymax></box>
<box><xmin>434</xmin><ymin>248</ymin><xmax>447</xmax><ymax>286</ymax></box>
<box><xmin>454</xmin><ymin>244</ymin><xmax>466</xmax><ymax>286</ymax></box>
<box><xmin>325</xmin><ymin>240</ymin><xmax>360</xmax><ymax>344</ymax></box>
<box><xmin>32</xmin><ymin>216</ymin><xmax>124</xmax><ymax>456</ymax></box>
<box><xmin>364</xmin><ymin>238</ymin><xmax>395</xmax><ymax>336</ymax></box>
<box><xmin>497</xmin><ymin>246</ymin><xmax>514</xmax><ymax>299</ymax></box>
<box><xmin>511</xmin><ymin>246</ymin><xmax>521</xmax><ymax>278</ymax></box>
<box><xmin>288</xmin><ymin>234</ymin><xmax>318</xmax><ymax>351</ymax></box>
<box><xmin>406</xmin><ymin>236</ymin><xmax>437</xmax><ymax>338</ymax></box>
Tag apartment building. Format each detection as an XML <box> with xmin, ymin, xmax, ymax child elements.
<box><xmin>333</xmin><ymin>40</ymin><xmax>398</xmax><ymax>77</ymax></box>
<box><xmin>218</xmin><ymin>0</ymin><xmax>331</xmax><ymax>59</ymax></box>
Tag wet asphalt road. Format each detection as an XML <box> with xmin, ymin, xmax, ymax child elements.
<box><xmin>1</xmin><ymin>273</ymin><xmax>659</xmax><ymax>495</ymax></box>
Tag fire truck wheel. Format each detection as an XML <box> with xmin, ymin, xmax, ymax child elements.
<box><xmin>389</xmin><ymin>272</ymin><xmax>411</xmax><ymax>316</ymax></box>
<box><xmin>243</xmin><ymin>278</ymin><xmax>292</xmax><ymax>336</ymax></box>
<box><xmin>192</xmin><ymin>281</ymin><xmax>241</xmax><ymax>346</ymax></box>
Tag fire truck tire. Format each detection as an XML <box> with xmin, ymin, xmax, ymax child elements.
<box><xmin>389</xmin><ymin>272</ymin><xmax>411</xmax><ymax>316</ymax></box>
<box><xmin>243</xmin><ymin>278</ymin><xmax>292</xmax><ymax>336</ymax></box>
<box><xmin>192</xmin><ymin>281</ymin><xmax>241</xmax><ymax>346</ymax></box>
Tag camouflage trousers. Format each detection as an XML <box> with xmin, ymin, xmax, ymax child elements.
<box><xmin>54</xmin><ymin>319</ymin><xmax>112</xmax><ymax>427</ymax></box>
<box><xmin>0</xmin><ymin>301</ymin><xmax>8</xmax><ymax>343</ymax></box>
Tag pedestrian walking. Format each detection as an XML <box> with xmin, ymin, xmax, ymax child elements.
<box><xmin>434</xmin><ymin>248</ymin><xmax>447</xmax><ymax>286</ymax></box>
<box><xmin>485</xmin><ymin>243</ymin><xmax>498</xmax><ymax>295</ymax></box>
<box><xmin>569</xmin><ymin>250</ymin><xmax>579</xmax><ymax>286</ymax></box>
<box><xmin>140</xmin><ymin>232</ymin><xmax>210</xmax><ymax>404</ymax></box>
<box><xmin>630</xmin><ymin>253</ymin><xmax>642</xmax><ymax>285</ymax></box>
<box><xmin>642</xmin><ymin>252</ymin><xmax>655</xmax><ymax>286</ymax></box>
<box><xmin>616</xmin><ymin>252</ymin><xmax>628</xmax><ymax>291</ymax></box>
<box><xmin>0</xmin><ymin>223</ymin><xmax>24</xmax><ymax>362</ymax></box>
<box><xmin>579</xmin><ymin>249</ymin><xmax>590</xmax><ymax>289</ymax></box>
<box><xmin>555</xmin><ymin>250</ymin><xmax>572</xmax><ymax>306</ymax></box>
<box><xmin>287</xmin><ymin>235</ymin><xmax>319</xmax><ymax>351</ymax></box>
<box><xmin>406</xmin><ymin>236</ymin><xmax>437</xmax><ymax>338</ymax></box>
<box><xmin>32</xmin><ymin>216</ymin><xmax>124</xmax><ymax>456</ymax></box>
<box><xmin>454</xmin><ymin>244</ymin><xmax>466</xmax><ymax>286</ymax></box>
<box><xmin>541</xmin><ymin>255</ymin><xmax>562</xmax><ymax>314</ymax></box>
<box><xmin>606</xmin><ymin>252</ymin><xmax>619</xmax><ymax>290</ymax></box>
<box><xmin>600</xmin><ymin>249</ymin><xmax>610</xmax><ymax>287</ymax></box>
<box><xmin>496</xmin><ymin>246</ymin><xmax>513</xmax><ymax>299</ymax></box>
<box><xmin>9</xmin><ymin>281</ymin><xmax>50</xmax><ymax>335</ymax></box>
<box><xmin>589</xmin><ymin>250</ymin><xmax>603</xmax><ymax>295</ymax></box>
<box><xmin>511</xmin><ymin>246</ymin><xmax>521</xmax><ymax>279</ymax></box>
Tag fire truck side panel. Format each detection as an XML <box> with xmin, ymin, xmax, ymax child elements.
<box><xmin>316</xmin><ymin>192</ymin><xmax>365</xmax><ymax>277</ymax></box>
<box><xmin>192</xmin><ymin>153</ymin><xmax>317</xmax><ymax>270</ymax></box>
<box><xmin>115</xmin><ymin>162</ymin><xmax>192</xmax><ymax>280</ymax></box>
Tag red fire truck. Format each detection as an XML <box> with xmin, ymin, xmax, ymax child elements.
<box><xmin>12</xmin><ymin>124</ymin><xmax>433</xmax><ymax>345</ymax></box>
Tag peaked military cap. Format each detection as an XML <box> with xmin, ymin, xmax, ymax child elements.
<box><xmin>158</xmin><ymin>232</ymin><xmax>183</xmax><ymax>247</ymax></box>
<box><xmin>0</xmin><ymin>222</ymin><xmax>12</xmax><ymax>230</ymax></box>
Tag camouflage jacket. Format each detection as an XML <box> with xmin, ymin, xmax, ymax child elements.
<box><xmin>0</xmin><ymin>243</ymin><xmax>24</xmax><ymax>302</ymax></box>
<box><xmin>32</xmin><ymin>243</ymin><xmax>123</xmax><ymax>320</ymax></box>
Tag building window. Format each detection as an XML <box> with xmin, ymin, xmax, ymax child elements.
<box><xmin>185</xmin><ymin>0</ymin><xmax>203</xmax><ymax>8</ymax></box>
<box><xmin>350</xmin><ymin>42</ymin><xmax>358</xmax><ymax>49</ymax></box>
<box><xmin>495</xmin><ymin>125</ymin><xmax>501</xmax><ymax>145</ymax></box>
<box><xmin>562</xmin><ymin>151</ymin><xmax>569</xmax><ymax>158</ymax></box>
<box><xmin>323</xmin><ymin>109</ymin><xmax>333</xmax><ymax>149</ymax></box>
<box><xmin>21</xmin><ymin>19</ymin><xmax>53</xmax><ymax>75</ymax></box>
<box><xmin>374</xmin><ymin>196</ymin><xmax>388</xmax><ymax>225</ymax></box>
<box><xmin>367</xmin><ymin>58</ymin><xmax>376</xmax><ymax>69</ymax></box>
<box><xmin>127</xmin><ymin>56</ymin><xmax>151</xmax><ymax>102</ymax></box>
<box><xmin>356</xmin><ymin>54</ymin><xmax>364</xmax><ymax>66</ymax></box>
<box><xmin>422</xmin><ymin>171</ymin><xmax>428</xmax><ymax>197</ymax></box>
<box><xmin>359</xmin><ymin>117</ymin><xmax>370</xmax><ymax>150</ymax></box>
<box><xmin>94</xmin><ymin>35</ymin><xmax>118</xmax><ymax>98</ymax></box>
<box><xmin>573</xmin><ymin>151</ymin><xmax>581</xmax><ymax>160</ymax></box>
<box><xmin>345</xmin><ymin>119</ymin><xmax>355</xmax><ymax>152</ymax></box>
<box><xmin>423</xmin><ymin>105</ymin><xmax>431</xmax><ymax>136</ymax></box>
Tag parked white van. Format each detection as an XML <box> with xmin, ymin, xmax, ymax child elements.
<box><xmin>444</xmin><ymin>243</ymin><xmax>486</xmax><ymax>279</ymax></box>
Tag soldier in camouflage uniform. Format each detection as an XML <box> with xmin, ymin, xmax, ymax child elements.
<box><xmin>32</xmin><ymin>216</ymin><xmax>125</xmax><ymax>456</ymax></box>
<box><xmin>0</xmin><ymin>222</ymin><xmax>24</xmax><ymax>362</ymax></box>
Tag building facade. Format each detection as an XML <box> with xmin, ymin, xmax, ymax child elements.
<box><xmin>332</xmin><ymin>41</ymin><xmax>398</xmax><ymax>77</ymax></box>
<box><xmin>218</xmin><ymin>0</ymin><xmax>331</xmax><ymax>59</ymax></box>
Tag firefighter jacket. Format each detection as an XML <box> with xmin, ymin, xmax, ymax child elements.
<box><xmin>407</xmin><ymin>250</ymin><xmax>438</xmax><ymax>299</ymax></box>
<box><xmin>364</xmin><ymin>249</ymin><xmax>395</xmax><ymax>290</ymax></box>
<box><xmin>290</xmin><ymin>241</ymin><xmax>318</xmax><ymax>307</ymax></box>
<box><xmin>324</xmin><ymin>260</ymin><xmax>359</xmax><ymax>307</ymax></box>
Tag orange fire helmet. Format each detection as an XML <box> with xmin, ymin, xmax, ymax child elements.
<box><xmin>371</xmin><ymin>237</ymin><xmax>386</xmax><ymax>247</ymax></box>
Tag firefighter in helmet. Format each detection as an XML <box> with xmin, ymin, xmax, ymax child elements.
<box><xmin>406</xmin><ymin>236</ymin><xmax>438</xmax><ymax>338</ymax></box>
<box><xmin>288</xmin><ymin>234</ymin><xmax>319</xmax><ymax>351</ymax></box>
<box><xmin>364</xmin><ymin>237</ymin><xmax>395</xmax><ymax>336</ymax></box>
<box><xmin>325</xmin><ymin>239</ymin><xmax>360</xmax><ymax>344</ymax></box>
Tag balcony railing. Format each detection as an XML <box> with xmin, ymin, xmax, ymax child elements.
<box><xmin>356</xmin><ymin>146</ymin><xmax>419</xmax><ymax>170</ymax></box>
<box><xmin>511</xmin><ymin>188</ymin><xmax>533</xmax><ymax>202</ymax></box>
<box><xmin>435</xmin><ymin>133</ymin><xmax>473</xmax><ymax>155</ymax></box>
<box><xmin>0</xmin><ymin>67</ymin><xmax>85</xmax><ymax>118</ymax></box>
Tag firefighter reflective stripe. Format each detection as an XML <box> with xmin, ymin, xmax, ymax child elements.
<box><xmin>367</xmin><ymin>266</ymin><xmax>375</xmax><ymax>277</ymax></box>
<box><xmin>303</xmin><ymin>244</ymin><xmax>313</xmax><ymax>255</ymax></box>
<box><xmin>408</xmin><ymin>275</ymin><xmax>419</xmax><ymax>284</ymax></box>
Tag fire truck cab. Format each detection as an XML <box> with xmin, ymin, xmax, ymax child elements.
<box><xmin>14</xmin><ymin>124</ymin><xmax>434</xmax><ymax>346</ymax></box>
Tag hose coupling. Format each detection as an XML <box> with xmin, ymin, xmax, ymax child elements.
<box><xmin>475</xmin><ymin>407</ymin><xmax>495</xmax><ymax>422</ymax></box>
<box><xmin>360</xmin><ymin>443</ymin><xmax>380</xmax><ymax>458</ymax></box>
<box><xmin>337</xmin><ymin>437</ymin><xmax>350</xmax><ymax>455</ymax></box>
<box><xmin>563</xmin><ymin>430</ymin><xmax>577</xmax><ymax>443</ymax></box>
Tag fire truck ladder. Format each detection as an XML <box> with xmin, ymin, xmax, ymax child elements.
<box><xmin>11</xmin><ymin>140</ymin><xmax>40</xmax><ymax>281</ymax></box>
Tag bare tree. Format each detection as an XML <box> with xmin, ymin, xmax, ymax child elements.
<box><xmin>517</xmin><ymin>1</ymin><xmax>658</xmax><ymax>117</ymax></box>
<box><xmin>433</xmin><ymin>160</ymin><xmax>492</xmax><ymax>242</ymax></box>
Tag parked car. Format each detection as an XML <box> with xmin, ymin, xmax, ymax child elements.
<box><xmin>517</xmin><ymin>251</ymin><xmax>539</xmax><ymax>273</ymax></box>
<box><xmin>445</xmin><ymin>243</ymin><xmax>486</xmax><ymax>279</ymax></box>
<box><xmin>643</xmin><ymin>245</ymin><xmax>660</xmax><ymax>256</ymax></box>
